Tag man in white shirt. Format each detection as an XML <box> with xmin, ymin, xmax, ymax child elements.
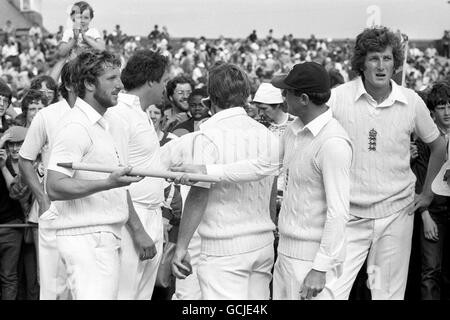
<box><xmin>19</xmin><ymin>61</ymin><xmax>76</xmax><ymax>300</ymax></box>
<box><xmin>2</xmin><ymin>37</ymin><xmax>19</xmax><ymax>59</ymax></box>
<box><xmin>45</xmin><ymin>50</ymin><xmax>146</xmax><ymax>300</ymax></box>
<box><xmin>170</xmin><ymin>63</ymin><xmax>279</xmax><ymax>300</ymax></box>
<box><xmin>106</xmin><ymin>49</ymin><xmax>171</xmax><ymax>300</ymax></box>
<box><xmin>172</xmin><ymin>63</ymin><xmax>353</xmax><ymax>301</ymax></box>
<box><xmin>326</xmin><ymin>27</ymin><xmax>446</xmax><ymax>300</ymax></box>
<box><xmin>270</xmin><ymin>62</ymin><xmax>352</xmax><ymax>300</ymax></box>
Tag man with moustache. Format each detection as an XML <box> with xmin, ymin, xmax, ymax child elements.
<box><xmin>45</xmin><ymin>50</ymin><xmax>143</xmax><ymax>300</ymax></box>
<box><xmin>164</xmin><ymin>75</ymin><xmax>194</xmax><ymax>132</ymax></box>
<box><xmin>106</xmin><ymin>49</ymin><xmax>171</xmax><ymax>300</ymax></box>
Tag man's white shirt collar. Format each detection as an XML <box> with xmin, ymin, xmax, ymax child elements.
<box><xmin>118</xmin><ymin>92</ymin><xmax>142</xmax><ymax>111</ymax></box>
<box><xmin>290</xmin><ymin>108</ymin><xmax>333</xmax><ymax>137</ymax></box>
<box><xmin>199</xmin><ymin>107</ymin><xmax>247</xmax><ymax>130</ymax></box>
<box><xmin>75</xmin><ymin>97</ymin><xmax>108</xmax><ymax>129</ymax></box>
<box><xmin>354</xmin><ymin>76</ymin><xmax>408</xmax><ymax>107</ymax></box>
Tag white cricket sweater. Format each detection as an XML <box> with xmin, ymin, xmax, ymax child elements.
<box><xmin>328</xmin><ymin>77</ymin><xmax>439</xmax><ymax>219</ymax></box>
<box><xmin>278</xmin><ymin>114</ymin><xmax>352</xmax><ymax>271</ymax></box>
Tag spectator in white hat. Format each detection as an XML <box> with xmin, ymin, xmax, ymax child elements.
<box><xmin>253</xmin><ymin>82</ymin><xmax>296</xmax><ymax>218</ymax></box>
<box><xmin>253</xmin><ymin>83</ymin><xmax>296</xmax><ymax>139</ymax></box>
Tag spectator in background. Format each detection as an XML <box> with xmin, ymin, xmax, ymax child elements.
<box><xmin>329</xmin><ymin>68</ymin><xmax>345</xmax><ymax>89</ymax></box>
<box><xmin>59</xmin><ymin>1</ymin><xmax>105</xmax><ymax>58</ymax></box>
<box><xmin>56</xmin><ymin>25</ymin><xmax>64</xmax><ymax>43</ymax></box>
<box><xmin>112</xmin><ymin>25</ymin><xmax>122</xmax><ymax>42</ymax></box>
<box><xmin>172</xmin><ymin>88</ymin><xmax>210</xmax><ymax>137</ymax></box>
<box><xmin>29</xmin><ymin>76</ymin><xmax>58</xmax><ymax>105</ymax></box>
<box><xmin>252</xmin><ymin>82</ymin><xmax>295</xmax><ymax>198</ymax></box>
<box><xmin>147</xmin><ymin>104</ymin><xmax>178</xmax><ymax>145</ymax></box>
<box><xmin>253</xmin><ymin>83</ymin><xmax>295</xmax><ymax>139</ymax></box>
<box><xmin>159</xmin><ymin>89</ymin><xmax>206</xmax><ymax>300</ymax></box>
<box><xmin>6</xmin><ymin>128</ymin><xmax>40</xmax><ymax>301</ymax></box>
<box><xmin>248</xmin><ymin>30</ymin><xmax>258</xmax><ymax>43</ymax></box>
<box><xmin>18</xmin><ymin>61</ymin><xmax>76</xmax><ymax>300</ymax></box>
<box><xmin>442</xmin><ymin>30</ymin><xmax>450</xmax><ymax>59</ymax></box>
<box><xmin>164</xmin><ymin>75</ymin><xmax>194</xmax><ymax>132</ymax></box>
<box><xmin>3</xmin><ymin>20</ymin><xmax>16</xmax><ymax>40</ymax></box>
<box><xmin>2</xmin><ymin>37</ymin><xmax>19</xmax><ymax>60</ymax></box>
<box><xmin>28</xmin><ymin>23</ymin><xmax>43</xmax><ymax>40</ymax></box>
<box><xmin>145</xmin><ymin>101</ymin><xmax>184</xmax><ymax>301</ymax></box>
<box><xmin>418</xmin><ymin>82</ymin><xmax>450</xmax><ymax>300</ymax></box>
<box><xmin>0</xmin><ymin>79</ymin><xmax>13</xmax><ymax>133</ymax></box>
<box><xmin>244</xmin><ymin>99</ymin><xmax>261</xmax><ymax>120</ymax></box>
<box><xmin>148</xmin><ymin>25</ymin><xmax>161</xmax><ymax>41</ymax></box>
<box><xmin>0</xmin><ymin>126</ymin><xmax>27</xmax><ymax>300</ymax></box>
<box><xmin>13</xmin><ymin>90</ymin><xmax>48</xmax><ymax>128</ymax></box>
<box><xmin>161</xmin><ymin>26</ymin><xmax>170</xmax><ymax>41</ymax></box>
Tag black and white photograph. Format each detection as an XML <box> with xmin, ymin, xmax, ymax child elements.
<box><xmin>0</xmin><ymin>0</ymin><xmax>450</xmax><ymax>308</ymax></box>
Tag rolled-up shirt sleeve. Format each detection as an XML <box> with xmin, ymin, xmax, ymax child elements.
<box><xmin>19</xmin><ymin>111</ymin><xmax>46</xmax><ymax>161</ymax></box>
<box><xmin>312</xmin><ymin>137</ymin><xmax>352</xmax><ymax>273</ymax></box>
<box><xmin>47</xmin><ymin>123</ymin><xmax>91</xmax><ymax>177</ymax></box>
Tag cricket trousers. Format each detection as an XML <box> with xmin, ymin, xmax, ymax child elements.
<box><xmin>173</xmin><ymin>229</ymin><xmax>202</xmax><ymax>300</ymax></box>
<box><xmin>118</xmin><ymin>206</ymin><xmax>164</xmax><ymax>300</ymax></box>
<box><xmin>328</xmin><ymin>206</ymin><xmax>414</xmax><ymax>300</ymax></box>
<box><xmin>197</xmin><ymin>243</ymin><xmax>274</xmax><ymax>300</ymax></box>
<box><xmin>273</xmin><ymin>252</ymin><xmax>339</xmax><ymax>300</ymax></box>
<box><xmin>57</xmin><ymin>231</ymin><xmax>121</xmax><ymax>300</ymax></box>
<box><xmin>38</xmin><ymin>209</ymin><xmax>70</xmax><ymax>300</ymax></box>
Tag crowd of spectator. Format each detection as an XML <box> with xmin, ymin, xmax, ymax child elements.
<box><xmin>2</xmin><ymin>17</ymin><xmax>449</xmax><ymax>115</ymax></box>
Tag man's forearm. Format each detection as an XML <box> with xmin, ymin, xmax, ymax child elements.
<box><xmin>126</xmin><ymin>190</ymin><xmax>145</xmax><ymax>234</ymax></box>
<box><xmin>84</xmin><ymin>37</ymin><xmax>105</xmax><ymax>51</ymax></box>
<box><xmin>19</xmin><ymin>157</ymin><xmax>46</xmax><ymax>202</ymax></box>
<box><xmin>207</xmin><ymin>158</ymin><xmax>282</xmax><ymax>183</ymax></box>
<box><xmin>58</xmin><ymin>39</ymin><xmax>75</xmax><ymax>57</ymax></box>
<box><xmin>176</xmin><ymin>186</ymin><xmax>209</xmax><ymax>251</ymax></box>
<box><xmin>47</xmin><ymin>170</ymin><xmax>111</xmax><ymax>201</ymax></box>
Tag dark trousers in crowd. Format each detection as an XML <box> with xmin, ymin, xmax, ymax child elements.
<box><xmin>152</xmin><ymin>277</ymin><xmax>176</xmax><ymax>300</ymax></box>
<box><xmin>17</xmin><ymin>241</ymin><xmax>39</xmax><ymax>300</ymax></box>
<box><xmin>420</xmin><ymin>211</ymin><xmax>450</xmax><ymax>300</ymax></box>
<box><xmin>0</xmin><ymin>222</ymin><xmax>23</xmax><ymax>300</ymax></box>
<box><xmin>405</xmin><ymin>213</ymin><xmax>422</xmax><ymax>300</ymax></box>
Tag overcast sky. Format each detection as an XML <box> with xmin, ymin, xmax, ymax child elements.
<box><xmin>40</xmin><ymin>0</ymin><xmax>450</xmax><ymax>39</ymax></box>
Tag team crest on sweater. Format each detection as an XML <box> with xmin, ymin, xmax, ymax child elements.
<box><xmin>369</xmin><ymin>129</ymin><xmax>377</xmax><ymax>151</ymax></box>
